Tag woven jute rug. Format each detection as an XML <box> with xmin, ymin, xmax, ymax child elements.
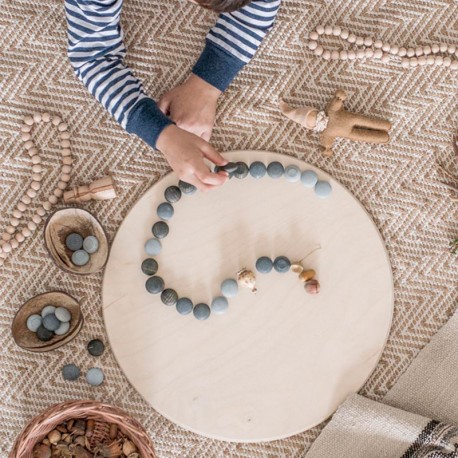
<box><xmin>1</xmin><ymin>0</ymin><xmax>457</xmax><ymax>456</ymax></box>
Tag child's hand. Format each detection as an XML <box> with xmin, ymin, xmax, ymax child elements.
<box><xmin>158</xmin><ymin>74</ymin><xmax>221</xmax><ymax>141</ymax></box>
<box><xmin>156</xmin><ymin>125</ymin><xmax>228</xmax><ymax>192</ymax></box>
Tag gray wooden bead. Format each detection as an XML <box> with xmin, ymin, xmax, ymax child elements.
<box><xmin>41</xmin><ymin>305</ymin><xmax>56</xmax><ymax>317</ymax></box>
<box><xmin>249</xmin><ymin>161</ymin><xmax>267</xmax><ymax>179</ymax></box>
<box><xmin>267</xmin><ymin>161</ymin><xmax>285</xmax><ymax>179</ymax></box>
<box><xmin>176</xmin><ymin>297</ymin><xmax>193</xmax><ymax>315</ymax></box>
<box><xmin>256</xmin><ymin>256</ymin><xmax>273</xmax><ymax>273</ymax></box>
<box><xmin>234</xmin><ymin>162</ymin><xmax>249</xmax><ymax>179</ymax></box>
<box><xmin>161</xmin><ymin>288</ymin><xmax>178</xmax><ymax>306</ymax></box>
<box><xmin>141</xmin><ymin>258</ymin><xmax>158</xmax><ymax>276</ymax></box>
<box><xmin>88</xmin><ymin>339</ymin><xmax>105</xmax><ymax>356</ymax></box>
<box><xmin>223</xmin><ymin>162</ymin><xmax>238</xmax><ymax>174</ymax></box>
<box><xmin>178</xmin><ymin>180</ymin><xmax>197</xmax><ymax>195</ymax></box>
<box><xmin>301</xmin><ymin>170</ymin><xmax>318</xmax><ymax>188</ymax></box>
<box><xmin>26</xmin><ymin>314</ymin><xmax>42</xmax><ymax>332</ymax></box>
<box><xmin>274</xmin><ymin>256</ymin><xmax>291</xmax><ymax>273</ymax></box>
<box><xmin>164</xmin><ymin>186</ymin><xmax>182</xmax><ymax>203</ymax></box>
<box><xmin>72</xmin><ymin>250</ymin><xmax>90</xmax><ymax>266</ymax></box>
<box><xmin>43</xmin><ymin>313</ymin><xmax>60</xmax><ymax>331</ymax></box>
<box><xmin>285</xmin><ymin>165</ymin><xmax>301</xmax><ymax>182</ymax></box>
<box><xmin>55</xmin><ymin>321</ymin><xmax>70</xmax><ymax>336</ymax></box>
<box><xmin>221</xmin><ymin>278</ymin><xmax>238</xmax><ymax>298</ymax></box>
<box><xmin>144</xmin><ymin>238</ymin><xmax>161</xmax><ymax>256</ymax></box>
<box><xmin>55</xmin><ymin>307</ymin><xmax>71</xmax><ymax>322</ymax></box>
<box><xmin>36</xmin><ymin>325</ymin><xmax>53</xmax><ymax>342</ymax></box>
<box><xmin>315</xmin><ymin>180</ymin><xmax>332</xmax><ymax>198</ymax></box>
<box><xmin>152</xmin><ymin>221</ymin><xmax>169</xmax><ymax>239</ymax></box>
<box><xmin>62</xmin><ymin>364</ymin><xmax>80</xmax><ymax>381</ymax></box>
<box><xmin>145</xmin><ymin>276</ymin><xmax>164</xmax><ymax>294</ymax></box>
<box><xmin>86</xmin><ymin>367</ymin><xmax>104</xmax><ymax>386</ymax></box>
<box><xmin>83</xmin><ymin>236</ymin><xmax>99</xmax><ymax>254</ymax></box>
<box><xmin>211</xmin><ymin>296</ymin><xmax>229</xmax><ymax>314</ymax></box>
<box><xmin>157</xmin><ymin>202</ymin><xmax>174</xmax><ymax>220</ymax></box>
<box><xmin>193</xmin><ymin>303</ymin><xmax>211</xmax><ymax>321</ymax></box>
<box><xmin>65</xmin><ymin>232</ymin><xmax>83</xmax><ymax>251</ymax></box>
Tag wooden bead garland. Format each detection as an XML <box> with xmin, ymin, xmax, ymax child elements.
<box><xmin>308</xmin><ymin>24</ymin><xmax>458</xmax><ymax>70</ymax></box>
<box><xmin>0</xmin><ymin>113</ymin><xmax>73</xmax><ymax>266</ymax></box>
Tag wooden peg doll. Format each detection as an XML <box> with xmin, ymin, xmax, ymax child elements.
<box><xmin>63</xmin><ymin>176</ymin><xmax>117</xmax><ymax>204</ymax></box>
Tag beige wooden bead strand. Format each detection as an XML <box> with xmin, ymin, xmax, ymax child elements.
<box><xmin>0</xmin><ymin>112</ymin><xmax>73</xmax><ymax>266</ymax></box>
<box><xmin>307</xmin><ymin>24</ymin><xmax>458</xmax><ymax>71</ymax></box>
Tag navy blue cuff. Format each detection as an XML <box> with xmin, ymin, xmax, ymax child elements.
<box><xmin>192</xmin><ymin>40</ymin><xmax>246</xmax><ymax>92</ymax></box>
<box><xmin>126</xmin><ymin>98</ymin><xmax>173</xmax><ymax>149</ymax></box>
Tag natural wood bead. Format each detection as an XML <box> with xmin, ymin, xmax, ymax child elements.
<box><xmin>22</xmin><ymin>227</ymin><xmax>32</xmax><ymax>237</ymax></box>
<box><xmin>355</xmin><ymin>36</ymin><xmax>364</xmax><ymax>46</ymax></box>
<box><xmin>42</xmin><ymin>201</ymin><xmax>52</xmax><ymax>211</ymax></box>
<box><xmin>33</xmin><ymin>112</ymin><xmax>42</xmax><ymax>123</ymax></box>
<box><xmin>28</xmin><ymin>147</ymin><xmax>38</xmax><ymax>157</ymax></box>
<box><xmin>316</xmin><ymin>25</ymin><xmax>325</xmax><ymax>35</ymax></box>
<box><xmin>31</xmin><ymin>155</ymin><xmax>41</xmax><ymax>165</ymax></box>
<box><xmin>32</xmin><ymin>214</ymin><xmax>42</xmax><ymax>224</ymax></box>
<box><xmin>21</xmin><ymin>124</ymin><xmax>32</xmax><ymax>133</ymax></box>
<box><xmin>314</xmin><ymin>46</ymin><xmax>324</xmax><ymax>56</ymax></box>
<box><xmin>22</xmin><ymin>132</ymin><xmax>32</xmax><ymax>142</ymax></box>
<box><xmin>374</xmin><ymin>49</ymin><xmax>383</xmax><ymax>59</ymax></box>
<box><xmin>406</xmin><ymin>48</ymin><xmax>415</xmax><ymax>57</ymax></box>
<box><xmin>2</xmin><ymin>243</ymin><xmax>12</xmax><ymax>253</ymax></box>
<box><xmin>21</xmin><ymin>195</ymin><xmax>31</xmax><ymax>205</ymax></box>
<box><xmin>332</xmin><ymin>26</ymin><xmax>341</xmax><ymax>36</ymax></box>
<box><xmin>423</xmin><ymin>45</ymin><xmax>432</xmax><ymax>55</ymax></box>
<box><xmin>330</xmin><ymin>50</ymin><xmax>338</xmax><ymax>60</ymax></box>
<box><xmin>58</xmin><ymin>123</ymin><xmax>68</xmax><ymax>132</ymax></box>
<box><xmin>60</xmin><ymin>173</ymin><xmax>71</xmax><ymax>183</ymax></box>
<box><xmin>2</xmin><ymin>233</ymin><xmax>12</xmax><ymax>241</ymax></box>
<box><xmin>418</xmin><ymin>56</ymin><xmax>427</xmax><ymax>66</ymax></box>
<box><xmin>27</xmin><ymin>221</ymin><xmax>37</xmax><ymax>231</ymax></box>
<box><xmin>356</xmin><ymin>49</ymin><xmax>365</xmax><ymax>59</ymax></box>
<box><xmin>31</xmin><ymin>181</ymin><xmax>41</xmax><ymax>191</ymax></box>
<box><xmin>32</xmin><ymin>164</ymin><xmax>42</xmax><ymax>174</ymax></box>
<box><xmin>12</xmin><ymin>209</ymin><xmax>22</xmax><ymax>219</ymax></box>
<box><xmin>381</xmin><ymin>53</ymin><xmax>390</xmax><ymax>63</ymax></box>
<box><xmin>15</xmin><ymin>233</ymin><xmax>25</xmax><ymax>242</ymax></box>
<box><xmin>6</xmin><ymin>225</ymin><xmax>15</xmax><ymax>234</ymax></box>
<box><xmin>62</xmin><ymin>156</ymin><xmax>72</xmax><ymax>165</ymax></box>
<box><xmin>27</xmin><ymin>189</ymin><xmax>37</xmax><ymax>198</ymax></box>
<box><xmin>426</xmin><ymin>55</ymin><xmax>435</xmax><ymax>65</ymax></box>
<box><xmin>435</xmin><ymin>56</ymin><xmax>443</xmax><ymax>65</ymax></box>
<box><xmin>415</xmin><ymin>47</ymin><xmax>423</xmax><ymax>57</ymax></box>
<box><xmin>339</xmin><ymin>50</ymin><xmax>348</xmax><ymax>60</ymax></box>
<box><xmin>365</xmin><ymin>48</ymin><xmax>374</xmax><ymax>58</ymax></box>
<box><xmin>401</xmin><ymin>58</ymin><xmax>410</xmax><ymax>68</ymax></box>
<box><xmin>322</xmin><ymin>50</ymin><xmax>331</xmax><ymax>60</ymax></box>
<box><xmin>431</xmin><ymin>44</ymin><xmax>440</xmax><ymax>54</ymax></box>
<box><xmin>54</xmin><ymin>188</ymin><xmax>64</xmax><ymax>198</ymax></box>
<box><xmin>11</xmin><ymin>239</ymin><xmax>19</xmax><ymax>249</ymax></box>
<box><xmin>309</xmin><ymin>31</ymin><xmax>319</xmax><ymax>41</ymax></box>
<box><xmin>324</xmin><ymin>25</ymin><xmax>333</xmax><ymax>35</ymax></box>
<box><xmin>37</xmin><ymin>207</ymin><xmax>46</xmax><ymax>217</ymax></box>
<box><xmin>42</xmin><ymin>112</ymin><xmax>51</xmax><ymax>123</ymax></box>
<box><xmin>308</xmin><ymin>41</ymin><xmax>318</xmax><ymax>50</ymax></box>
<box><xmin>23</xmin><ymin>116</ymin><xmax>34</xmax><ymax>126</ymax></box>
<box><xmin>61</xmin><ymin>148</ymin><xmax>71</xmax><ymax>157</ymax></box>
<box><xmin>32</xmin><ymin>173</ymin><xmax>42</xmax><ymax>182</ymax></box>
<box><xmin>61</xmin><ymin>140</ymin><xmax>71</xmax><ymax>148</ymax></box>
<box><xmin>448</xmin><ymin>45</ymin><xmax>456</xmax><ymax>54</ymax></box>
<box><xmin>347</xmin><ymin>50</ymin><xmax>356</xmax><ymax>60</ymax></box>
<box><xmin>10</xmin><ymin>218</ymin><xmax>20</xmax><ymax>227</ymax></box>
<box><xmin>443</xmin><ymin>57</ymin><xmax>452</xmax><ymax>67</ymax></box>
<box><xmin>62</xmin><ymin>165</ymin><xmax>72</xmax><ymax>174</ymax></box>
<box><xmin>410</xmin><ymin>58</ymin><xmax>418</xmax><ymax>67</ymax></box>
<box><xmin>451</xmin><ymin>61</ymin><xmax>458</xmax><ymax>71</ymax></box>
<box><xmin>398</xmin><ymin>47</ymin><xmax>407</xmax><ymax>57</ymax></box>
<box><xmin>364</xmin><ymin>37</ymin><xmax>373</xmax><ymax>47</ymax></box>
<box><xmin>52</xmin><ymin>116</ymin><xmax>62</xmax><ymax>126</ymax></box>
<box><xmin>60</xmin><ymin>131</ymin><xmax>71</xmax><ymax>140</ymax></box>
<box><xmin>24</xmin><ymin>140</ymin><xmax>34</xmax><ymax>150</ymax></box>
<box><xmin>57</xmin><ymin>181</ymin><xmax>68</xmax><ymax>190</ymax></box>
<box><xmin>340</xmin><ymin>29</ymin><xmax>349</xmax><ymax>40</ymax></box>
<box><xmin>348</xmin><ymin>34</ymin><xmax>357</xmax><ymax>44</ymax></box>
<box><xmin>374</xmin><ymin>39</ymin><xmax>383</xmax><ymax>49</ymax></box>
<box><xmin>390</xmin><ymin>45</ymin><xmax>399</xmax><ymax>55</ymax></box>
<box><xmin>440</xmin><ymin>43</ymin><xmax>448</xmax><ymax>53</ymax></box>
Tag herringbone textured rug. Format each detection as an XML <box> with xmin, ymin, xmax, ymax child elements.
<box><xmin>0</xmin><ymin>0</ymin><xmax>457</xmax><ymax>456</ymax></box>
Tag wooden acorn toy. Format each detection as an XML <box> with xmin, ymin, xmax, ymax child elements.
<box><xmin>280</xmin><ymin>89</ymin><xmax>392</xmax><ymax>156</ymax></box>
<box><xmin>63</xmin><ymin>176</ymin><xmax>117</xmax><ymax>204</ymax></box>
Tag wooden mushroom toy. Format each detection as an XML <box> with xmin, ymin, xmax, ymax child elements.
<box><xmin>63</xmin><ymin>176</ymin><xmax>117</xmax><ymax>204</ymax></box>
<box><xmin>280</xmin><ymin>90</ymin><xmax>391</xmax><ymax>156</ymax></box>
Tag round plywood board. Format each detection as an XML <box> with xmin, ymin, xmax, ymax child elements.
<box><xmin>103</xmin><ymin>151</ymin><xmax>393</xmax><ymax>442</ymax></box>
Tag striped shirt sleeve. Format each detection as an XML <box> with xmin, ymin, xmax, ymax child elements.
<box><xmin>193</xmin><ymin>0</ymin><xmax>281</xmax><ymax>92</ymax></box>
<box><xmin>65</xmin><ymin>0</ymin><xmax>172</xmax><ymax>148</ymax></box>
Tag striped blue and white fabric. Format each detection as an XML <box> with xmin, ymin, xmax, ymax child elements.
<box><xmin>65</xmin><ymin>0</ymin><xmax>281</xmax><ymax>148</ymax></box>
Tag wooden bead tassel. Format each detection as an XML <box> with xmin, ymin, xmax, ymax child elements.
<box><xmin>0</xmin><ymin>113</ymin><xmax>74</xmax><ymax>266</ymax></box>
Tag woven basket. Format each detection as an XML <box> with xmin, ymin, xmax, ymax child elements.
<box><xmin>9</xmin><ymin>400</ymin><xmax>157</xmax><ymax>458</ymax></box>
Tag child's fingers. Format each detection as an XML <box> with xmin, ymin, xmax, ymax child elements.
<box><xmin>194</xmin><ymin>164</ymin><xmax>228</xmax><ymax>186</ymax></box>
<box><xmin>201</xmin><ymin>128</ymin><xmax>212</xmax><ymax>142</ymax></box>
<box><xmin>202</xmin><ymin>144</ymin><xmax>227</xmax><ymax>166</ymax></box>
<box><xmin>157</xmin><ymin>96</ymin><xmax>171</xmax><ymax>116</ymax></box>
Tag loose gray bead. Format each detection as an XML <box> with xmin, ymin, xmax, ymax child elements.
<box><xmin>43</xmin><ymin>313</ymin><xmax>61</xmax><ymax>331</ymax></box>
<box><xmin>161</xmin><ymin>288</ymin><xmax>178</xmax><ymax>306</ymax></box>
<box><xmin>256</xmin><ymin>256</ymin><xmax>273</xmax><ymax>274</ymax></box>
<box><xmin>223</xmin><ymin>162</ymin><xmax>238</xmax><ymax>174</ymax></box>
<box><xmin>88</xmin><ymin>339</ymin><xmax>105</xmax><ymax>356</ymax></box>
<box><xmin>86</xmin><ymin>367</ymin><xmax>104</xmax><ymax>386</ymax></box>
<box><xmin>55</xmin><ymin>321</ymin><xmax>70</xmax><ymax>336</ymax></box>
<box><xmin>62</xmin><ymin>364</ymin><xmax>80</xmax><ymax>381</ymax></box>
<box><xmin>141</xmin><ymin>258</ymin><xmax>158</xmax><ymax>276</ymax></box>
<box><xmin>234</xmin><ymin>162</ymin><xmax>249</xmax><ymax>179</ymax></box>
<box><xmin>178</xmin><ymin>180</ymin><xmax>197</xmax><ymax>195</ymax></box>
<box><xmin>26</xmin><ymin>314</ymin><xmax>42</xmax><ymax>332</ymax></box>
<box><xmin>152</xmin><ymin>221</ymin><xmax>169</xmax><ymax>239</ymax></box>
<box><xmin>193</xmin><ymin>303</ymin><xmax>211</xmax><ymax>321</ymax></box>
<box><xmin>36</xmin><ymin>325</ymin><xmax>53</xmax><ymax>342</ymax></box>
<box><xmin>83</xmin><ymin>235</ymin><xmax>99</xmax><ymax>254</ymax></box>
<box><xmin>72</xmin><ymin>250</ymin><xmax>90</xmax><ymax>267</ymax></box>
<box><xmin>301</xmin><ymin>170</ymin><xmax>318</xmax><ymax>188</ymax></box>
<box><xmin>274</xmin><ymin>256</ymin><xmax>291</xmax><ymax>273</ymax></box>
<box><xmin>41</xmin><ymin>305</ymin><xmax>56</xmax><ymax>317</ymax></box>
<box><xmin>55</xmin><ymin>307</ymin><xmax>71</xmax><ymax>322</ymax></box>
<box><xmin>65</xmin><ymin>232</ymin><xmax>83</xmax><ymax>251</ymax></box>
<box><xmin>144</xmin><ymin>238</ymin><xmax>161</xmax><ymax>256</ymax></box>
<box><xmin>211</xmin><ymin>296</ymin><xmax>229</xmax><ymax>314</ymax></box>
<box><xmin>249</xmin><ymin>161</ymin><xmax>267</xmax><ymax>179</ymax></box>
<box><xmin>145</xmin><ymin>276</ymin><xmax>164</xmax><ymax>294</ymax></box>
<box><xmin>315</xmin><ymin>180</ymin><xmax>332</xmax><ymax>198</ymax></box>
<box><xmin>221</xmin><ymin>278</ymin><xmax>238</xmax><ymax>298</ymax></box>
<box><xmin>285</xmin><ymin>165</ymin><xmax>301</xmax><ymax>182</ymax></box>
<box><xmin>157</xmin><ymin>202</ymin><xmax>174</xmax><ymax>220</ymax></box>
<box><xmin>267</xmin><ymin>161</ymin><xmax>285</xmax><ymax>179</ymax></box>
<box><xmin>176</xmin><ymin>297</ymin><xmax>193</xmax><ymax>315</ymax></box>
<box><xmin>164</xmin><ymin>186</ymin><xmax>182</xmax><ymax>203</ymax></box>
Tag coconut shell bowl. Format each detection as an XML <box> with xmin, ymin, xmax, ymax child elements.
<box><xmin>44</xmin><ymin>208</ymin><xmax>109</xmax><ymax>275</ymax></box>
<box><xmin>12</xmin><ymin>291</ymin><xmax>83</xmax><ymax>352</ymax></box>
